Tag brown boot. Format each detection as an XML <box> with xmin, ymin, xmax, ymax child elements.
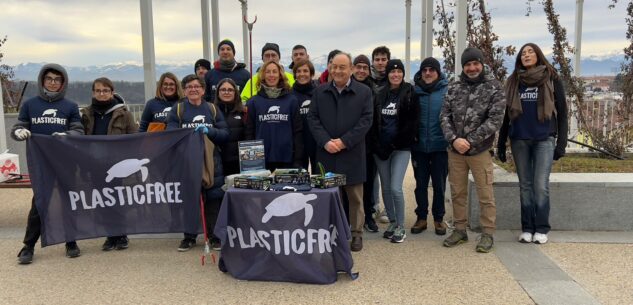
<box><xmin>350</xmin><ymin>237</ymin><xmax>363</xmax><ymax>252</ymax></box>
<box><xmin>434</xmin><ymin>221</ymin><xmax>447</xmax><ymax>235</ymax></box>
<box><xmin>410</xmin><ymin>219</ymin><xmax>427</xmax><ymax>234</ymax></box>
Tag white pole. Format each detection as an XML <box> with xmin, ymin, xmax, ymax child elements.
<box><xmin>455</xmin><ymin>0</ymin><xmax>467</xmax><ymax>77</ymax></box>
<box><xmin>570</xmin><ymin>0</ymin><xmax>584</xmax><ymax>146</ymax></box>
<box><xmin>201</xmin><ymin>0</ymin><xmax>212</xmax><ymax>61</ymax></box>
<box><xmin>140</xmin><ymin>0</ymin><xmax>157</xmax><ymax>103</ymax></box>
<box><xmin>0</xmin><ymin>81</ymin><xmax>7</xmax><ymax>152</ymax></box>
<box><xmin>421</xmin><ymin>0</ymin><xmax>433</xmax><ymax>60</ymax></box>
<box><xmin>211</xmin><ymin>0</ymin><xmax>220</xmax><ymax>61</ymax></box>
<box><xmin>405</xmin><ymin>0</ymin><xmax>412</xmax><ymax>82</ymax></box>
<box><xmin>239</xmin><ymin>0</ymin><xmax>249</xmax><ymax>66</ymax></box>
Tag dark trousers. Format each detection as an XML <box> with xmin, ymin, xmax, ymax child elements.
<box><xmin>184</xmin><ymin>191</ymin><xmax>223</xmax><ymax>241</ymax></box>
<box><xmin>363</xmin><ymin>154</ymin><xmax>378</xmax><ymax>223</ymax></box>
<box><xmin>23</xmin><ymin>197</ymin><xmax>76</xmax><ymax>247</ymax></box>
<box><xmin>411</xmin><ymin>151</ymin><xmax>448</xmax><ymax>222</ymax></box>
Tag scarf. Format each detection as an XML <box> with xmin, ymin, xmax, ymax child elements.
<box><xmin>417</xmin><ymin>77</ymin><xmax>440</xmax><ymax>93</ymax></box>
<box><xmin>91</xmin><ymin>97</ymin><xmax>114</xmax><ymax>114</ymax></box>
<box><xmin>371</xmin><ymin>66</ymin><xmax>385</xmax><ymax>81</ymax></box>
<box><xmin>505</xmin><ymin>65</ymin><xmax>555</xmax><ymax>122</ymax></box>
<box><xmin>261</xmin><ymin>84</ymin><xmax>283</xmax><ymax>99</ymax></box>
<box><xmin>219</xmin><ymin>59</ymin><xmax>237</xmax><ymax>72</ymax></box>
<box><xmin>292</xmin><ymin>80</ymin><xmax>315</xmax><ymax>95</ymax></box>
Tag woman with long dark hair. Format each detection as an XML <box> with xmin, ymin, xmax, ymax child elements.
<box><xmin>214</xmin><ymin>78</ymin><xmax>247</xmax><ymax>176</ymax></box>
<box><xmin>498</xmin><ymin>43</ymin><xmax>568</xmax><ymax>244</ymax></box>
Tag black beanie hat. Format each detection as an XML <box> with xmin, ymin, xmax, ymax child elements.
<box><xmin>353</xmin><ymin>55</ymin><xmax>370</xmax><ymax>66</ymax></box>
<box><xmin>194</xmin><ymin>59</ymin><xmax>211</xmax><ymax>73</ymax></box>
<box><xmin>420</xmin><ymin>57</ymin><xmax>441</xmax><ymax>73</ymax></box>
<box><xmin>218</xmin><ymin>39</ymin><xmax>236</xmax><ymax>55</ymax></box>
<box><xmin>261</xmin><ymin>42</ymin><xmax>280</xmax><ymax>58</ymax></box>
<box><xmin>385</xmin><ymin>59</ymin><xmax>405</xmax><ymax>78</ymax></box>
<box><xmin>461</xmin><ymin>47</ymin><xmax>484</xmax><ymax>67</ymax></box>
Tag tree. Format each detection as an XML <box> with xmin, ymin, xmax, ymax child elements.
<box><xmin>1</xmin><ymin>36</ymin><xmax>27</xmax><ymax>113</ymax></box>
<box><xmin>434</xmin><ymin>0</ymin><xmax>515</xmax><ymax>81</ymax></box>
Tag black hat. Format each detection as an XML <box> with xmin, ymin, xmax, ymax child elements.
<box><xmin>218</xmin><ymin>39</ymin><xmax>236</xmax><ymax>55</ymax></box>
<box><xmin>420</xmin><ymin>57</ymin><xmax>441</xmax><ymax>73</ymax></box>
<box><xmin>385</xmin><ymin>59</ymin><xmax>405</xmax><ymax>78</ymax></box>
<box><xmin>327</xmin><ymin>49</ymin><xmax>342</xmax><ymax>63</ymax></box>
<box><xmin>194</xmin><ymin>59</ymin><xmax>211</xmax><ymax>73</ymax></box>
<box><xmin>461</xmin><ymin>47</ymin><xmax>484</xmax><ymax>67</ymax></box>
<box><xmin>261</xmin><ymin>42</ymin><xmax>280</xmax><ymax>58</ymax></box>
<box><xmin>353</xmin><ymin>55</ymin><xmax>370</xmax><ymax>66</ymax></box>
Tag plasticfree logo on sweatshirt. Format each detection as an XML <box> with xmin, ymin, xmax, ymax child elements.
<box><xmin>31</xmin><ymin>108</ymin><xmax>68</xmax><ymax>125</ymax></box>
<box><xmin>68</xmin><ymin>157</ymin><xmax>184</xmax><ymax>211</ymax></box>
<box><xmin>258</xmin><ymin>105</ymin><xmax>289</xmax><ymax>122</ymax></box>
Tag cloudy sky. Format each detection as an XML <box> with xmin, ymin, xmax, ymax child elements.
<box><xmin>0</xmin><ymin>0</ymin><xmax>629</xmax><ymax>67</ymax></box>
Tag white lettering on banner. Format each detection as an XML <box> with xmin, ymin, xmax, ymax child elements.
<box><xmin>68</xmin><ymin>182</ymin><xmax>183</xmax><ymax>211</ymax></box>
<box><xmin>226</xmin><ymin>224</ymin><xmax>339</xmax><ymax>255</ymax></box>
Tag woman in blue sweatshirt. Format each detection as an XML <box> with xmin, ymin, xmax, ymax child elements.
<box><xmin>245</xmin><ymin>61</ymin><xmax>303</xmax><ymax>171</ymax></box>
<box><xmin>498</xmin><ymin>43</ymin><xmax>568</xmax><ymax>245</ymax></box>
<box><xmin>138</xmin><ymin>72</ymin><xmax>183</xmax><ymax>132</ymax></box>
<box><xmin>167</xmin><ymin>74</ymin><xmax>229</xmax><ymax>251</ymax></box>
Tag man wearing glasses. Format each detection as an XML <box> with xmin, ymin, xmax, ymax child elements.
<box><xmin>12</xmin><ymin>63</ymin><xmax>85</xmax><ymax>264</ymax></box>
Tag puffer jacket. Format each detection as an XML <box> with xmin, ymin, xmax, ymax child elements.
<box><xmin>412</xmin><ymin>71</ymin><xmax>449</xmax><ymax>153</ymax></box>
<box><xmin>440</xmin><ymin>66</ymin><xmax>506</xmax><ymax>155</ymax></box>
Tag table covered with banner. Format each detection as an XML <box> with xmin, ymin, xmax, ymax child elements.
<box><xmin>213</xmin><ymin>187</ymin><xmax>357</xmax><ymax>284</ymax></box>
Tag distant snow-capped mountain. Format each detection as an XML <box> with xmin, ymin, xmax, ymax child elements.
<box><xmin>12</xmin><ymin>54</ymin><xmax>625</xmax><ymax>82</ymax></box>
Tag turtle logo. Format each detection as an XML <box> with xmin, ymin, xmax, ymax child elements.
<box><xmin>105</xmin><ymin>158</ymin><xmax>150</xmax><ymax>183</ymax></box>
<box><xmin>385</xmin><ymin>102</ymin><xmax>396</xmax><ymax>109</ymax></box>
<box><xmin>261</xmin><ymin>193</ymin><xmax>317</xmax><ymax>226</ymax></box>
<box><xmin>162</xmin><ymin>107</ymin><xmax>172</xmax><ymax>113</ymax></box>
<box><xmin>267</xmin><ymin>106</ymin><xmax>281</xmax><ymax>114</ymax></box>
<box><xmin>301</xmin><ymin>100</ymin><xmax>311</xmax><ymax>108</ymax></box>
<box><xmin>42</xmin><ymin>109</ymin><xmax>58</xmax><ymax>117</ymax></box>
<box><xmin>192</xmin><ymin>115</ymin><xmax>206</xmax><ymax>123</ymax></box>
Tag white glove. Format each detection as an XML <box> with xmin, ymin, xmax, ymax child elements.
<box><xmin>14</xmin><ymin>129</ymin><xmax>31</xmax><ymax>140</ymax></box>
<box><xmin>52</xmin><ymin>132</ymin><xmax>67</xmax><ymax>136</ymax></box>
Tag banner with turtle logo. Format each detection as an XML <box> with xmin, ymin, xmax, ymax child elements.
<box><xmin>26</xmin><ymin>129</ymin><xmax>204</xmax><ymax>246</ymax></box>
<box><xmin>214</xmin><ymin>188</ymin><xmax>356</xmax><ymax>284</ymax></box>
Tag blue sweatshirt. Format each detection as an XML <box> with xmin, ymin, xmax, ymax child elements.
<box><xmin>379</xmin><ymin>91</ymin><xmax>400</xmax><ymax>148</ymax></box>
<box><xmin>16</xmin><ymin>96</ymin><xmax>82</xmax><ymax>136</ymax></box>
<box><xmin>509</xmin><ymin>85</ymin><xmax>555</xmax><ymax>140</ymax></box>
<box><xmin>245</xmin><ymin>91</ymin><xmax>303</xmax><ymax>164</ymax></box>
<box><xmin>138</xmin><ymin>98</ymin><xmax>178</xmax><ymax>132</ymax></box>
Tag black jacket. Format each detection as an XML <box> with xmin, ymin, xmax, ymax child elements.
<box><xmin>370</xmin><ymin>82</ymin><xmax>420</xmax><ymax>159</ymax></box>
<box><xmin>216</xmin><ymin>102</ymin><xmax>247</xmax><ymax>175</ymax></box>
<box><xmin>307</xmin><ymin>79</ymin><xmax>374</xmax><ymax>185</ymax></box>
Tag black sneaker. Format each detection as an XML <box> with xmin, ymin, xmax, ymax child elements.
<box><xmin>102</xmin><ymin>237</ymin><xmax>116</xmax><ymax>251</ymax></box>
<box><xmin>178</xmin><ymin>238</ymin><xmax>196</xmax><ymax>252</ymax></box>
<box><xmin>115</xmin><ymin>237</ymin><xmax>129</xmax><ymax>250</ymax></box>
<box><xmin>383</xmin><ymin>222</ymin><xmax>396</xmax><ymax>239</ymax></box>
<box><xmin>364</xmin><ymin>219</ymin><xmax>379</xmax><ymax>233</ymax></box>
<box><xmin>17</xmin><ymin>246</ymin><xmax>34</xmax><ymax>264</ymax></box>
<box><xmin>211</xmin><ymin>238</ymin><xmax>221</xmax><ymax>251</ymax></box>
<box><xmin>65</xmin><ymin>242</ymin><xmax>81</xmax><ymax>258</ymax></box>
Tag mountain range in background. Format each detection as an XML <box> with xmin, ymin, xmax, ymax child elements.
<box><xmin>9</xmin><ymin>54</ymin><xmax>625</xmax><ymax>104</ymax></box>
<box><xmin>12</xmin><ymin>54</ymin><xmax>626</xmax><ymax>83</ymax></box>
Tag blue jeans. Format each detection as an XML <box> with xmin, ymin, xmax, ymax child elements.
<box><xmin>411</xmin><ymin>151</ymin><xmax>448</xmax><ymax>222</ymax></box>
<box><xmin>511</xmin><ymin>137</ymin><xmax>555</xmax><ymax>234</ymax></box>
<box><xmin>374</xmin><ymin>150</ymin><xmax>410</xmax><ymax>227</ymax></box>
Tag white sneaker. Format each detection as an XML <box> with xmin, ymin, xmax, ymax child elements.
<box><xmin>518</xmin><ymin>232</ymin><xmax>533</xmax><ymax>243</ymax></box>
<box><xmin>378</xmin><ymin>211</ymin><xmax>390</xmax><ymax>224</ymax></box>
<box><xmin>533</xmin><ymin>233</ymin><xmax>548</xmax><ymax>244</ymax></box>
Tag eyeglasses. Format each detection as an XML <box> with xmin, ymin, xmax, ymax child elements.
<box><xmin>94</xmin><ymin>89</ymin><xmax>112</xmax><ymax>95</ymax></box>
<box><xmin>162</xmin><ymin>83</ymin><xmax>176</xmax><ymax>88</ymax></box>
<box><xmin>44</xmin><ymin>76</ymin><xmax>63</xmax><ymax>84</ymax></box>
<box><xmin>185</xmin><ymin>85</ymin><xmax>203</xmax><ymax>90</ymax></box>
<box><xmin>219</xmin><ymin>88</ymin><xmax>235</xmax><ymax>93</ymax></box>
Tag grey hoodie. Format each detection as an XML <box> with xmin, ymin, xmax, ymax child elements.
<box><xmin>37</xmin><ymin>63</ymin><xmax>69</xmax><ymax>102</ymax></box>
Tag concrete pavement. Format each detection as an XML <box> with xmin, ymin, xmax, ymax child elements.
<box><xmin>1</xmin><ymin>167</ymin><xmax>632</xmax><ymax>305</ymax></box>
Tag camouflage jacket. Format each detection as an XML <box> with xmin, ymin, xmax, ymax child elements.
<box><xmin>440</xmin><ymin>67</ymin><xmax>506</xmax><ymax>155</ymax></box>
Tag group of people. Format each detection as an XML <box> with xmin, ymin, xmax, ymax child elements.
<box><xmin>11</xmin><ymin>39</ymin><xmax>567</xmax><ymax>264</ymax></box>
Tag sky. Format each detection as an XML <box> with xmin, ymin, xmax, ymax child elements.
<box><xmin>0</xmin><ymin>0</ymin><xmax>629</xmax><ymax>67</ymax></box>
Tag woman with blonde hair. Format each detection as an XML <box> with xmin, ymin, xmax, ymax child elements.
<box><xmin>245</xmin><ymin>61</ymin><xmax>303</xmax><ymax>171</ymax></box>
<box><xmin>138</xmin><ymin>72</ymin><xmax>184</xmax><ymax>132</ymax></box>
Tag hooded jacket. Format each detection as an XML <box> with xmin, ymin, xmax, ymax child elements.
<box><xmin>81</xmin><ymin>94</ymin><xmax>138</xmax><ymax>135</ymax></box>
<box><xmin>412</xmin><ymin>71</ymin><xmax>449</xmax><ymax>153</ymax></box>
<box><xmin>11</xmin><ymin>63</ymin><xmax>84</xmax><ymax>140</ymax></box>
<box><xmin>440</xmin><ymin>66</ymin><xmax>506</xmax><ymax>155</ymax></box>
